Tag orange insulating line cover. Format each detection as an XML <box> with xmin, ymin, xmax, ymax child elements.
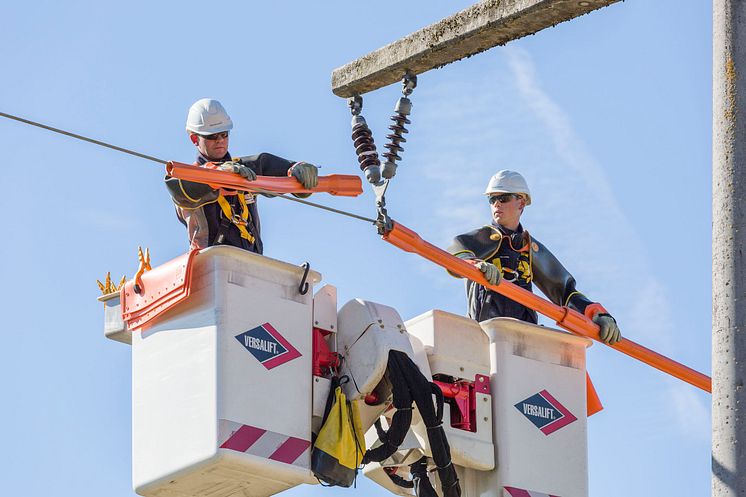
<box><xmin>382</xmin><ymin>221</ymin><xmax>712</xmax><ymax>394</ymax></box>
<box><xmin>166</xmin><ymin>161</ymin><xmax>363</xmax><ymax>197</ymax></box>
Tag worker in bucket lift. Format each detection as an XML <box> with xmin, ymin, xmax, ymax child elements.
<box><xmin>448</xmin><ymin>170</ymin><xmax>622</xmax><ymax>345</ymax></box>
<box><xmin>165</xmin><ymin>98</ymin><xmax>318</xmax><ymax>253</ymax></box>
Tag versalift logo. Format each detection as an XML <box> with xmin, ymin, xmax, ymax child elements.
<box><xmin>514</xmin><ymin>389</ymin><xmax>577</xmax><ymax>435</ymax></box>
<box><xmin>235</xmin><ymin>322</ymin><xmax>301</xmax><ymax>370</ymax></box>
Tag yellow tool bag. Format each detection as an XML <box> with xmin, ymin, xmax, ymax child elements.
<box><xmin>311</xmin><ymin>378</ymin><xmax>366</xmax><ymax>487</ymax></box>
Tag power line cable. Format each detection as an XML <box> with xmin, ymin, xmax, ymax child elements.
<box><xmin>261</xmin><ymin>191</ymin><xmax>375</xmax><ymax>223</ymax></box>
<box><xmin>0</xmin><ymin>110</ymin><xmax>376</xmax><ymax>224</ymax></box>
<box><xmin>0</xmin><ymin>111</ymin><xmax>168</xmax><ymax>165</ymax></box>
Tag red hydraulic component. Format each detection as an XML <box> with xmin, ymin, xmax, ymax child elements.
<box><xmin>166</xmin><ymin>161</ymin><xmax>363</xmax><ymax>197</ymax></box>
<box><xmin>432</xmin><ymin>375</ymin><xmax>483</xmax><ymax>433</ymax></box>
<box><xmin>382</xmin><ymin>221</ymin><xmax>712</xmax><ymax>394</ymax></box>
<box><xmin>312</xmin><ymin>327</ymin><xmax>339</xmax><ymax>378</ymax></box>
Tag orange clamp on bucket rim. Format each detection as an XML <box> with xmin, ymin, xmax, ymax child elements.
<box><xmin>166</xmin><ymin>161</ymin><xmax>363</xmax><ymax>197</ymax></box>
<box><xmin>382</xmin><ymin>221</ymin><xmax>712</xmax><ymax>394</ymax></box>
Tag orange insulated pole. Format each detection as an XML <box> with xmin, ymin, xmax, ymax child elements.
<box><xmin>383</xmin><ymin>221</ymin><xmax>711</xmax><ymax>393</ymax></box>
<box><xmin>166</xmin><ymin>161</ymin><xmax>364</xmax><ymax>197</ymax></box>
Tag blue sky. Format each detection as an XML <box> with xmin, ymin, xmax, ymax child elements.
<box><xmin>0</xmin><ymin>1</ymin><xmax>711</xmax><ymax>496</ymax></box>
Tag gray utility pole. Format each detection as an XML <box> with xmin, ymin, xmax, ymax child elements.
<box><xmin>713</xmin><ymin>1</ymin><xmax>746</xmax><ymax>495</ymax></box>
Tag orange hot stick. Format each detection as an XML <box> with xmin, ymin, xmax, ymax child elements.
<box><xmin>166</xmin><ymin>161</ymin><xmax>363</xmax><ymax>197</ymax></box>
<box><xmin>383</xmin><ymin>221</ymin><xmax>711</xmax><ymax>393</ymax></box>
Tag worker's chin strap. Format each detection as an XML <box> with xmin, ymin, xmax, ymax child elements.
<box><xmin>364</xmin><ymin>350</ymin><xmax>460</xmax><ymax>497</ymax></box>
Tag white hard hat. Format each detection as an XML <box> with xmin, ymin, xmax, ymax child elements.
<box><xmin>185</xmin><ymin>98</ymin><xmax>233</xmax><ymax>135</ymax></box>
<box><xmin>484</xmin><ymin>170</ymin><xmax>532</xmax><ymax>205</ymax></box>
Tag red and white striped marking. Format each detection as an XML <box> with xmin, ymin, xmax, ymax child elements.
<box><xmin>218</xmin><ymin>420</ymin><xmax>311</xmax><ymax>468</ymax></box>
<box><xmin>504</xmin><ymin>486</ymin><xmax>560</xmax><ymax>497</ymax></box>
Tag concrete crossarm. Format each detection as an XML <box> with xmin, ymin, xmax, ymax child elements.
<box><xmin>331</xmin><ymin>0</ymin><xmax>621</xmax><ymax>97</ymax></box>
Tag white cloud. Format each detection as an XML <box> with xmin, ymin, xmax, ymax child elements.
<box><xmin>505</xmin><ymin>47</ymin><xmax>616</xmax><ymax>202</ymax></box>
<box><xmin>625</xmin><ymin>276</ymin><xmax>676</xmax><ymax>350</ymax></box>
<box><xmin>669</xmin><ymin>385</ymin><xmax>710</xmax><ymax>443</ymax></box>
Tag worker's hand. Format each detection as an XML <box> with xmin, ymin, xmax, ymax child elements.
<box><xmin>475</xmin><ymin>261</ymin><xmax>502</xmax><ymax>286</ymax></box>
<box><xmin>218</xmin><ymin>162</ymin><xmax>256</xmax><ymax>181</ymax></box>
<box><xmin>593</xmin><ymin>313</ymin><xmax>621</xmax><ymax>345</ymax></box>
<box><xmin>290</xmin><ymin>162</ymin><xmax>319</xmax><ymax>189</ymax></box>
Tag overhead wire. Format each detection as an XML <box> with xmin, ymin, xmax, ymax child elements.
<box><xmin>0</xmin><ymin>111</ymin><xmax>376</xmax><ymax>224</ymax></box>
<box><xmin>0</xmin><ymin>111</ymin><xmax>168</xmax><ymax>165</ymax></box>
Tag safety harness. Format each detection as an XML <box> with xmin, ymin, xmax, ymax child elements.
<box><xmin>215</xmin><ymin>193</ymin><xmax>255</xmax><ymax>245</ymax></box>
<box><xmin>486</xmin><ymin>227</ymin><xmax>533</xmax><ymax>285</ymax></box>
<box><xmin>364</xmin><ymin>350</ymin><xmax>461</xmax><ymax>497</ymax></box>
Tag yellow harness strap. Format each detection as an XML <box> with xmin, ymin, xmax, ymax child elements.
<box><xmin>217</xmin><ymin>194</ymin><xmax>255</xmax><ymax>243</ymax></box>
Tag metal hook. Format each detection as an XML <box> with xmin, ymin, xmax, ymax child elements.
<box><xmin>402</xmin><ymin>71</ymin><xmax>417</xmax><ymax>96</ymax></box>
<box><xmin>348</xmin><ymin>95</ymin><xmax>363</xmax><ymax>116</ymax></box>
<box><xmin>298</xmin><ymin>262</ymin><xmax>310</xmax><ymax>295</ymax></box>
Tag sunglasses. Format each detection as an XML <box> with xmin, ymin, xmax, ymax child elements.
<box><xmin>488</xmin><ymin>193</ymin><xmax>519</xmax><ymax>205</ymax></box>
<box><xmin>202</xmin><ymin>131</ymin><xmax>229</xmax><ymax>141</ymax></box>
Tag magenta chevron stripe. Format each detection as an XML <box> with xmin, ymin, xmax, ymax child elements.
<box><xmin>504</xmin><ymin>486</ymin><xmax>560</xmax><ymax>497</ymax></box>
<box><xmin>218</xmin><ymin>420</ymin><xmax>310</xmax><ymax>467</ymax></box>
<box><xmin>220</xmin><ymin>424</ymin><xmax>266</xmax><ymax>451</ymax></box>
<box><xmin>504</xmin><ymin>487</ymin><xmax>532</xmax><ymax>497</ymax></box>
<box><xmin>269</xmin><ymin>437</ymin><xmax>312</xmax><ymax>464</ymax></box>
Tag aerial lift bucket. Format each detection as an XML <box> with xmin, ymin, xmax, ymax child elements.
<box><xmin>362</xmin><ymin>311</ymin><xmax>590</xmax><ymax>497</ymax></box>
<box><xmin>99</xmin><ymin>248</ymin><xmax>601</xmax><ymax>497</ymax></box>
<box><xmin>104</xmin><ymin>247</ymin><xmax>324</xmax><ymax>497</ymax></box>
